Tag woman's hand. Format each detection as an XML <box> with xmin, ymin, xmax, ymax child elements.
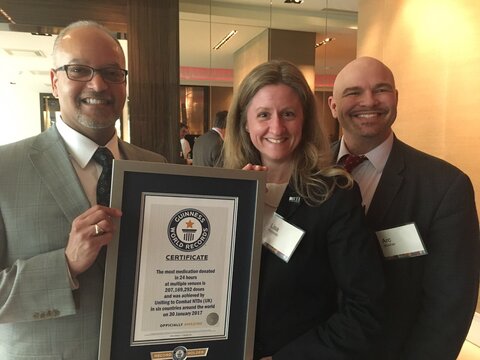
<box><xmin>242</xmin><ymin>163</ymin><xmax>268</xmax><ymax>171</ymax></box>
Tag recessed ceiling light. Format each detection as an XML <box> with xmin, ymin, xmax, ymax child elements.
<box><xmin>31</xmin><ymin>32</ymin><xmax>52</xmax><ymax>36</ymax></box>
<box><xmin>213</xmin><ymin>30</ymin><xmax>238</xmax><ymax>50</ymax></box>
<box><xmin>315</xmin><ymin>37</ymin><xmax>335</xmax><ymax>48</ymax></box>
<box><xmin>4</xmin><ymin>49</ymin><xmax>46</xmax><ymax>57</ymax></box>
<box><xmin>30</xmin><ymin>70</ymin><xmax>51</xmax><ymax>76</ymax></box>
<box><xmin>0</xmin><ymin>8</ymin><xmax>15</xmax><ymax>24</ymax></box>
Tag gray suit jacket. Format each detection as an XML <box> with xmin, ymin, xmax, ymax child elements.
<box><xmin>192</xmin><ymin>129</ymin><xmax>223</xmax><ymax>167</ymax></box>
<box><xmin>0</xmin><ymin>125</ymin><xmax>166</xmax><ymax>359</ymax></box>
<box><xmin>335</xmin><ymin>137</ymin><xmax>479</xmax><ymax>359</ymax></box>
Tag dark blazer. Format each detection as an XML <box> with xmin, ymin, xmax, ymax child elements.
<box><xmin>0</xmin><ymin>125</ymin><xmax>166</xmax><ymax>359</ymax></box>
<box><xmin>192</xmin><ymin>129</ymin><xmax>223</xmax><ymax>167</ymax></box>
<box><xmin>335</xmin><ymin>137</ymin><xmax>479</xmax><ymax>359</ymax></box>
<box><xmin>254</xmin><ymin>181</ymin><xmax>384</xmax><ymax>360</ymax></box>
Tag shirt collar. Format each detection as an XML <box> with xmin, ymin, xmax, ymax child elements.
<box><xmin>212</xmin><ymin>127</ymin><xmax>224</xmax><ymax>139</ymax></box>
<box><xmin>338</xmin><ymin>132</ymin><xmax>394</xmax><ymax>172</ymax></box>
<box><xmin>55</xmin><ymin>117</ymin><xmax>120</xmax><ymax>168</ymax></box>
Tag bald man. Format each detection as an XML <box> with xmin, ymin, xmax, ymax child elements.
<box><xmin>329</xmin><ymin>57</ymin><xmax>479</xmax><ymax>359</ymax></box>
<box><xmin>0</xmin><ymin>21</ymin><xmax>166</xmax><ymax>359</ymax></box>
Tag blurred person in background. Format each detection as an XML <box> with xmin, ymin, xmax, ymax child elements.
<box><xmin>193</xmin><ymin>110</ymin><xmax>227</xmax><ymax>167</ymax></box>
<box><xmin>179</xmin><ymin>122</ymin><xmax>192</xmax><ymax>164</ymax></box>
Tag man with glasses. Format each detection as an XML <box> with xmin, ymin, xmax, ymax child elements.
<box><xmin>0</xmin><ymin>20</ymin><xmax>166</xmax><ymax>359</ymax></box>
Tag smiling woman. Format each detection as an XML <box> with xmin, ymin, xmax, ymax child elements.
<box><xmin>222</xmin><ymin>59</ymin><xmax>384</xmax><ymax>359</ymax></box>
<box><xmin>245</xmin><ymin>83</ymin><xmax>304</xmax><ymax>171</ymax></box>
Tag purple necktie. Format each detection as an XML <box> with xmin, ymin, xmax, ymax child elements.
<box><xmin>341</xmin><ymin>154</ymin><xmax>367</xmax><ymax>173</ymax></box>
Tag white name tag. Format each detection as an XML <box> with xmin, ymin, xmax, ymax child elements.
<box><xmin>262</xmin><ymin>212</ymin><xmax>305</xmax><ymax>262</ymax></box>
<box><xmin>375</xmin><ymin>223</ymin><xmax>427</xmax><ymax>260</ymax></box>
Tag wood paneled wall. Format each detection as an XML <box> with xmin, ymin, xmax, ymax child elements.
<box><xmin>127</xmin><ymin>0</ymin><xmax>180</xmax><ymax>162</ymax></box>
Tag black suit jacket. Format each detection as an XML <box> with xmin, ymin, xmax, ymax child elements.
<box><xmin>192</xmin><ymin>129</ymin><xmax>223</xmax><ymax>167</ymax></box>
<box><xmin>254</xmin><ymin>182</ymin><xmax>384</xmax><ymax>359</ymax></box>
<box><xmin>335</xmin><ymin>137</ymin><xmax>479</xmax><ymax>359</ymax></box>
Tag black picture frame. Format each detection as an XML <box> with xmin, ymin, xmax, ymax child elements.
<box><xmin>99</xmin><ymin>161</ymin><xmax>265</xmax><ymax>360</ymax></box>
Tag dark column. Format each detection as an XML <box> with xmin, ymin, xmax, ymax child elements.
<box><xmin>127</xmin><ymin>0</ymin><xmax>180</xmax><ymax>162</ymax></box>
<box><xmin>233</xmin><ymin>29</ymin><xmax>316</xmax><ymax>90</ymax></box>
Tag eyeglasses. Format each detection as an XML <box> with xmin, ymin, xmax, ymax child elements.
<box><xmin>54</xmin><ymin>64</ymin><xmax>128</xmax><ymax>84</ymax></box>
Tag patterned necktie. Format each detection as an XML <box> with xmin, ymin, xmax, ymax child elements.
<box><xmin>92</xmin><ymin>147</ymin><xmax>114</xmax><ymax>206</ymax></box>
<box><xmin>341</xmin><ymin>154</ymin><xmax>367</xmax><ymax>173</ymax></box>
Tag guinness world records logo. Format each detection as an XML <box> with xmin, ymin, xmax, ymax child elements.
<box><xmin>172</xmin><ymin>346</ymin><xmax>187</xmax><ymax>360</ymax></box>
<box><xmin>168</xmin><ymin>208</ymin><xmax>210</xmax><ymax>251</ymax></box>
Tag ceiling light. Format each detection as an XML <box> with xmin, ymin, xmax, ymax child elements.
<box><xmin>284</xmin><ymin>0</ymin><xmax>304</xmax><ymax>3</ymax></box>
<box><xmin>213</xmin><ymin>30</ymin><xmax>238</xmax><ymax>50</ymax></box>
<box><xmin>31</xmin><ymin>32</ymin><xmax>52</xmax><ymax>36</ymax></box>
<box><xmin>4</xmin><ymin>49</ymin><xmax>46</xmax><ymax>57</ymax></box>
<box><xmin>315</xmin><ymin>37</ymin><xmax>335</xmax><ymax>48</ymax></box>
<box><xmin>30</xmin><ymin>70</ymin><xmax>51</xmax><ymax>76</ymax></box>
<box><xmin>0</xmin><ymin>8</ymin><xmax>15</xmax><ymax>24</ymax></box>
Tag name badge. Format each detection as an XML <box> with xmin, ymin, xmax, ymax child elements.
<box><xmin>262</xmin><ymin>212</ymin><xmax>305</xmax><ymax>263</ymax></box>
<box><xmin>375</xmin><ymin>223</ymin><xmax>427</xmax><ymax>260</ymax></box>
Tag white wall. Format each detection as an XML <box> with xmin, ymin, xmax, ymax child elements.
<box><xmin>0</xmin><ymin>30</ymin><xmax>54</xmax><ymax>145</ymax></box>
<box><xmin>0</xmin><ymin>75</ymin><xmax>51</xmax><ymax>145</ymax></box>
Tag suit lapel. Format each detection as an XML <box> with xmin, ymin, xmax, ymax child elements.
<box><xmin>118</xmin><ymin>139</ymin><xmax>132</xmax><ymax>160</ymax></box>
<box><xmin>366</xmin><ymin>138</ymin><xmax>405</xmax><ymax>228</ymax></box>
<box><xmin>331</xmin><ymin>140</ymin><xmax>340</xmax><ymax>159</ymax></box>
<box><xmin>29</xmin><ymin>126</ymin><xmax>90</xmax><ymax>223</ymax></box>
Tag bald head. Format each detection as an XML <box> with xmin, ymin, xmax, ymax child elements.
<box><xmin>53</xmin><ymin>21</ymin><xmax>125</xmax><ymax>68</ymax></box>
<box><xmin>328</xmin><ymin>56</ymin><xmax>398</xmax><ymax>154</ymax></box>
<box><xmin>333</xmin><ymin>57</ymin><xmax>396</xmax><ymax>98</ymax></box>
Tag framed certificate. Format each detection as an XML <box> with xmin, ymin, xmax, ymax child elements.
<box><xmin>99</xmin><ymin>161</ymin><xmax>265</xmax><ymax>360</ymax></box>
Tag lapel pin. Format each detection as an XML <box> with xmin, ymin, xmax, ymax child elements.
<box><xmin>288</xmin><ymin>196</ymin><xmax>301</xmax><ymax>203</ymax></box>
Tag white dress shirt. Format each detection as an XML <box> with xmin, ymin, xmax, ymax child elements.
<box><xmin>55</xmin><ymin>118</ymin><xmax>121</xmax><ymax>206</ymax></box>
<box><xmin>56</xmin><ymin>118</ymin><xmax>121</xmax><ymax>288</ymax></box>
<box><xmin>337</xmin><ymin>132</ymin><xmax>394</xmax><ymax>213</ymax></box>
<box><xmin>211</xmin><ymin>127</ymin><xmax>224</xmax><ymax>140</ymax></box>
